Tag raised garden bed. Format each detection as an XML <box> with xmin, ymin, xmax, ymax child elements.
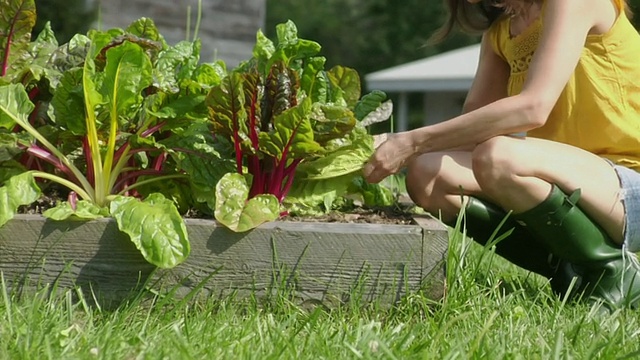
<box><xmin>0</xmin><ymin>214</ymin><xmax>448</xmax><ymax>307</ymax></box>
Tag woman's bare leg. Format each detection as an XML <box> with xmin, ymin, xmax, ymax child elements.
<box><xmin>405</xmin><ymin>151</ymin><xmax>480</xmax><ymax>223</ymax></box>
<box><xmin>405</xmin><ymin>136</ymin><xmax>624</xmax><ymax>244</ymax></box>
<box><xmin>472</xmin><ymin>136</ymin><xmax>624</xmax><ymax>244</ymax></box>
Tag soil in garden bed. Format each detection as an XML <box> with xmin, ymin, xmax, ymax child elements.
<box><xmin>279</xmin><ymin>204</ymin><xmax>418</xmax><ymax>225</ymax></box>
<box><xmin>18</xmin><ymin>183</ymin><xmax>421</xmax><ymax>225</ymax></box>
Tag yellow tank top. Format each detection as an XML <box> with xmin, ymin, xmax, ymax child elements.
<box><xmin>487</xmin><ymin>0</ymin><xmax>640</xmax><ymax>171</ymax></box>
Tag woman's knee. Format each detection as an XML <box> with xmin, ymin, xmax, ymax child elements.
<box><xmin>405</xmin><ymin>154</ymin><xmax>440</xmax><ymax>207</ymax></box>
<box><xmin>405</xmin><ymin>152</ymin><xmax>474</xmax><ymax>217</ymax></box>
<box><xmin>472</xmin><ymin>137</ymin><xmax>522</xmax><ymax>191</ymax></box>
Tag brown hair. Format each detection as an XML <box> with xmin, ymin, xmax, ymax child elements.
<box><xmin>429</xmin><ymin>0</ymin><xmax>504</xmax><ymax>43</ymax></box>
<box><xmin>430</xmin><ymin>0</ymin><xmax>633</xmax><ymax>44</ymax></box>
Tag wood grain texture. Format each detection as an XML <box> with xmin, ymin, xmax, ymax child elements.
<box><xmin>0</xmin><ymin>215</ymin><xmax>448</xmax><ymax>306</ymax></box>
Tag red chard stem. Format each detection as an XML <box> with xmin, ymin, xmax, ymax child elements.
<box><xmin>83</xmin><ymin>136</ymin><xmax>95</xmax><ymax>187</ymax></box>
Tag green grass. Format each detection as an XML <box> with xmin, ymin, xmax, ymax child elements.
<box><xmin>2</xmin><ymin>225</ymin><xmax>640</xmax><ymax>359</ymax></box>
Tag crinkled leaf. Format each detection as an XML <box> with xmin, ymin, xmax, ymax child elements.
<box><xmin>0</xmin><ymin>0</ymin><xmax>36</xmax><ymax>78</ymax></box>
<box><xmin>272</xmin><ymin>20</ymin><xmax>321</xmax><ymax>66</ymax></box>
<box><xmin>214</xmin><ymin>173</ymin><xmax>279</xmax><ymax>232</ymax></box>
<box><xmin>101</xmin><ymin>41</ymin><xmax>153</xmax><ymax>128</ymax></box>
<box><xmin>154</xmin><ymin>40</ymin><xmax>201</xmax><ymax>93</ymax></box>
<box><xmin>0</xmin><ymin>160</ymin><xmax>25</xmax><ymax>183</ymax></box>
<box><xmin>0</xmin><ymin>83</ymin><xmax>35</xmax><ymax>129</ymax></box>
<box><xmin>9</xmin><ymin>22</ymin><xmax>58</xmax><ymax>87</ymax></box>
<box><xmin>349</xmin><ymin>176</ymin><xmax>395</xmax><ymax>207</ymax></box>
<box><xmin>284</xmin><ymin>172</ymin><xmax>355</xmax><ymax>215</ymax></box>
<box><xmin>49</xmin><ymin>34</ymin><xmax>91</xmax><ymax>72</ymax></box>
<box><xmin>258</xmin><ymin>98</ymin><xmax>322</xmax><ymax>159</ymax></box>
<box><xmin>253</xmin><ymin>29</ymin><xmax>275</xmax><ymax>64</ymax></box>
<box><xmin>147</xmin><ymin>94</ymin><xmax>206</xmax><ymax>120</ymax></box>
<box><xmin>207</xmin><ymin>71</ymin><xmax>249</xmax><ymax>140</ymax></box>
<box><xmin>300</xmin><ymin>56</ymin><xmax>327</xmax><ymax>103</ymax></box>
<box><xmin>135</xmin><ymin>177</ymin><xmax>193</xmax><ymax>214</ymax></box>
<box><xmin>0</xmin><ymin>132</ymin><xmax>21</xmax><ymax>161</ymax></box>
<box><xmin>294</xmin><ymin>135</ymin><xmax>373</xmax><ymax>180</ymax></box>
<box><xmin>51</xmin><ymin>68</ymin><xmax>86</xmax><ymax>134</ymax></box>
<box><xmin>43</xmin><ymin>200</ymin><xmax>109</xmax><ymax>220</ymax></box>
<box><xmin>126</xmin><ymin>17</ymin><xmax>164</xmax><ymax>44</ymax></box>
<box><xmin>311</xmin><ymin>103</ymin><xmax>357</xmax><ymax>144</ymax></box>
<box><xmin>0</xmin><ymin>171</ymin><xmax>41</xmax><ymax>227</ymax></box>
<box><xmin>164</xmin><ymin>121</ymin><xmax>235</xmax><ymax>210</ymax></box>
<box><xmin>193</xmin><ymin>62</ymin><xmax>226</xmax><ymax>90</ymax></box>
<box><xmin>110</xmin><ymin>193</ymin><xmax>190</xmax><ymax>268</ymax></box>
<box><xmin>262</xmin><ymin>61</ymin><xmax>299</xmax><ymax>121</ymax></box>
<box><xmin>327</xmin><ymin>66</ymin><xmax>361</xmax><ymax>108</ymax></box>
<box><xmin>355</xmin><ymin>91</ymin><xmax>390</xmax><ymax>123</ymax></box>
<box><xmin>26</xmin><ymin>21</ymin><xmax>58</xmax><ymax>68</ymax></box>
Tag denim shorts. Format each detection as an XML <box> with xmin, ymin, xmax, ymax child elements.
<box><xmin>612</xmin><ymin>163</ymin><xmax>640</xmax><ymax>252</ymax></box>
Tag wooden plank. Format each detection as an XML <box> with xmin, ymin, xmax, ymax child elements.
<box><xmin>0</xmin><ymin>214</ymin><xmax>448</xmax><ymax>306</ymax></box>
<box><xmin>413</xmin><ymin>214</ymin><xmax>449</xmax><ymax>300</ymax></box>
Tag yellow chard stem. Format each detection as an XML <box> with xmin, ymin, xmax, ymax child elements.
<box><xmin>82</xmin><ymin>55</ymin><xmax>106</xmax><ymax>206</ymax></box>
<box><xmin>31</xmin><ymin>171</ymin><xmax>93</xmax><ymax>201</ymax></box>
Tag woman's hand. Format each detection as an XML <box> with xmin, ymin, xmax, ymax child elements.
<box><xmin>363</xmin><ymin>132</ymin><xmax>417</xmax><ymax>184</ymax></box>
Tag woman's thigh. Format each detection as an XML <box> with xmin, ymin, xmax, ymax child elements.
<box><xmin>473</xmin><ymin>136</ymin><xmax>625</xmax><ymax>243</ymax></box>
<box><xmin>406</xmin><ymin>136</ymin><xmax>627</xmax><ymax>243</ymax></box>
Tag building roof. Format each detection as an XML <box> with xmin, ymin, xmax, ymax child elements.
<box><xmin>365</xmin><ymin>44</ymin><xmax>480</xmax><ymax>92</ymax></box>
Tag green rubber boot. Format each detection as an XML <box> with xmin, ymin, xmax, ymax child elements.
<box><xmin>458</xmin><ymin>197</ymin><xmax>583</xmax><ymax>298</ymax></box>
<box><xmin>513</xmin><ymin>185</ymin><xmax>640</xmax><ymax>309</ymax></box>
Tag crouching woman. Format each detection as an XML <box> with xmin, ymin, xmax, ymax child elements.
<box><xmin>364</xmin><ymin>0</ymin><xmax>640</xmax><ymax>309</ymax></box>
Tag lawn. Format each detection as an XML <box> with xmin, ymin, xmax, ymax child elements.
<box><xmin>1</xmin><ymin>222</ymin><xmax>640</xmax><ymax>359</ymax></box>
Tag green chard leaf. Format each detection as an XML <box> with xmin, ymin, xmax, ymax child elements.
<box><xmin>0</xmin><ymin>171</ymin><xmax>41</xmax><ymax>227</ymax></box>
<box><xmin>0</xmin><ymin>160</ymin><xmax>26</xmax><ymax>183</ymax></box>
<box><xmin>164</xmin><ymin>121</ymin><xmax>236</xmax><ymax>210</ymax></box>
<box><xmin>327</xmin><ymin>66</ymin><xmax>361</xmax><ymax>108</ymax></box>
<box><xmin>110</xmin><ymin>193</ymin><xmax>190</xmax><ymax>268</ymax></box>
<box><xmin>294</xmin><ymin>134</ymin><xmax>373</xmax><ymax>180</ymax></box>
<box><xmin>100</xmin><ymin>41</ymin><xmax>153</xmax><ymax>127</ymax></box>
<box><xmin>155</xmin><ymin>40</ymin><xmax>201</xmax><ymax>93</ymax></box>
<box><xmin>0</xmin><ymin>83</ymin><xmax>35</xmax><ymax>129</ymax></box>
<box><xmin>214</xmin><ymin>173</ymin><xmax>280</xmax><ymax>232</ymax></box>
<box><xmin>51</xmin><ymin>68</ymin><xmax>86</xmax><ymax>134</ymax></box>
<box><xmin>207</xmin><ymin>71</ymin><xmax>249</xmax><ymax>140</ymax></box>
<box><xmin>310</xmin><ymin>103</ymin><xmax>357</xmax><ymax>144</ymax></box>
<box><xmin>0</xmin><ymin>132</ymin><xmax>21</xmax><ymax>161</ymax></box>
<box><xmin>43</xmin><ymin>200</ymin><xmax>109</xmax><ymax>220</ymax></box>
<box><xmin>49</xmin><ymin>34</ymin><xmax>91</xmax><ymax>73</ymax></box>
<box><xmin>284</xmin><ymin>172</ymin><xmax>355</xmax><ymax>215</ymax></box>
<box><xmin>253</xmin><ymin>30</ymin><xmax>275</xmax><ymax>64</ymax></box>
<box><xmin>0</xmin><ymin>0</ymin><xmax>36</xmax><ymax>79</ymax></box>
<box><xmin>258</xmin><ymin>98</ymin><xmax>322</xmax><ymax>160</ymax></box>
<box><xmin>300</xmin><ymin>56</ymin><xmax>327</xmax><ymax>103</ymax></box>
<box><xmin>126</xmin><ymin>17</ymin><xmax>165</xmax><ymax>44</ymax></box>
<box><xmin>354</xmin><ymin>90</ymin><xmax>391</xmax><ymax>124</ymax></box>
<box><xmin>273</xmin><ymin>20</ymin><xmax>321</xmax><ymax>66</ymax></box>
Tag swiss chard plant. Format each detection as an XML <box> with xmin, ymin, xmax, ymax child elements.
<box><xmin>204</xmin><ymin>21</ymin><xmax>391</xmax><ymax>231</ymax></box>
<box><xmin>0</xmin><ymin>0</ymin><xmax>227</xmax><ymax>268</ymax></box>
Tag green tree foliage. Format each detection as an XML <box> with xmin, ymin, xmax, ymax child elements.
<box><xmin>267</xmin><ymin>0</ymin><xmax>640</xmax><ymax>77</ymax></box>
<box><xmin>33</xmin><ymin>0</ymin><xmax>97</xmax><ymax>43</ymax></box>
<box><xmin>266</xmin><ymin>0</ymin><xmax>479</xmax><ymax>76</ymax></box>
<box><xmin>630</xmin><ymin>0</ymin><xmax>640</xmax><ymax>27</ymax></box>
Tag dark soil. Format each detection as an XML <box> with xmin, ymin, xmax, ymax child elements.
<box><xmin>18</xmin><ymin>184</ymin><xmax>417</xmax><ymax>225</ymax></box>
<box><xmin>17</xmin><ymin>184</ymin><xmax>69</xmax><ymax>215</ymax></box>
<box><xmin>279</xmin><ymin>205</ymin><xmax>416</xmax><ymax>225</ymax></box>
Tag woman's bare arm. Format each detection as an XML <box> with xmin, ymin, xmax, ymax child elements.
<box><xmin>364</xmin><ymin>0</ymin><xmax>610</xmax><ymax>183</ymax></box>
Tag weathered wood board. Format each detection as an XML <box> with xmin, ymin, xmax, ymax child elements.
<box><xmin>0</xmin><ymin>214</ymin><xmax>448</xmax><ymax>306</ymax></box>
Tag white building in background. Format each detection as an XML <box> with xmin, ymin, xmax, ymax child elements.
<box><xmin>365</xmin><ymin>44</ymin><xmax>481</xmax><ymax>131</ymax></box>
<box><xmin>98</xmin><ymin>0</ymin><xmax>266</xmax><ymax>68</ymax></box>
